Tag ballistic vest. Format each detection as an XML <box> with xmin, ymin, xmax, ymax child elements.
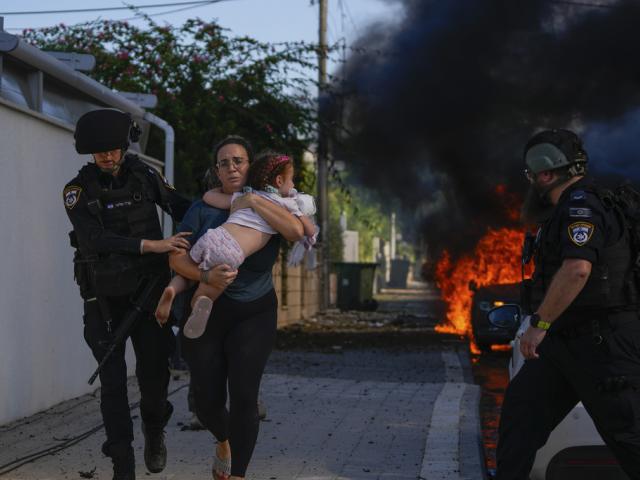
<box><xmin>75</xmin><ymin>155</ymin><xmax>169</xmax><ymax>296</ymax></box>
<box><xmin>530</xmin><ymin>188</ymin><xmax>631</xmax><ymax>315</ymax></box>
<box><xmin>79</xmin><ymin>156</ymin><xmax>163</xmax><ymax>241</ymax></box>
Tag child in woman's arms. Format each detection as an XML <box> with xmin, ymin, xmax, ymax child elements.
<box><xmin>155</xmin><ymin>152</ymin><xmax>316</xmax><ymax>338</ymax></box>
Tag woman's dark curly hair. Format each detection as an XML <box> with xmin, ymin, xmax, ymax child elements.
<box><xmin>247</xmin><ymin>151</ymin><xmax>293</xmax><ymax>191</ymax></box>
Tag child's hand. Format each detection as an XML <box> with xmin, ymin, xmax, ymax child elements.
<box><xmin>230</xmin><ymin>193</ymin><xmax>256</xmax><ymax>213</ymax></box>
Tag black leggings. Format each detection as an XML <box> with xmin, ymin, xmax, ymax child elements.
<box><xmin>182</xmin><ymin>289</ymin><xmax>277</xmax><ymax>477</ymax></box>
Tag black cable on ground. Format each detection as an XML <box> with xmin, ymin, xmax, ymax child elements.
<box><xmin>0</xmin><ymin>382</ymin><xmax>189</xmax><ymax>476</ymax></box>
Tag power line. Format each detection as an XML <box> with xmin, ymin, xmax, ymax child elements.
<box><xmin>121</xmin><ymin>2</ymin><xmax>217</xmax><ymax>20</ymax></box>
<box><xmin>342</xmin><ymin>0</ymin><xmax>360</xmax><ymax>36</ymax></box>
<box><xmin>0</xmin><ymin>0</ymin><xmax>230</xmax><ymax>16</ymax></box>
<box><xmin>551</xmin><ymin>0</ymin><xmax>617</xmax><ymax>7</ymax></box>
<box><xmin>3</xmin><ymin>1</ymin><xmax>233</xmax><ymax>31</ymax></box>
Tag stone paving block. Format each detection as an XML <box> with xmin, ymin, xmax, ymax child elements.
<box><xmin>1</xmin><ymin>349</ymin><xmax>485</xmax><ymax>480</ymax></box>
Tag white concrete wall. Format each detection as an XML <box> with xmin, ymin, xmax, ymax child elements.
<box><xmin>0</xmin><ymin>101</ymin><xmax>136</xmax><ymax>425</ymax></box>
<box><xmin>342</xmin><ymin>230</ymin><xmax>359</xmax><ymax>262</ymax></box>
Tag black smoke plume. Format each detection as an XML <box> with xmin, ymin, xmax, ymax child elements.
<box><xmin>329</xmin><ymin>0</ymin><xmax>640</xmax><ymax>255</ymax></box>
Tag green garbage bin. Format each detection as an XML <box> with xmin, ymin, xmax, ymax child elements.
<box><xmin>388</xmin><ymin>258</ymin><xmax>411</xmax><ymax>288</ymax></box>
<box><xmin>333</xmin><ymin>262</ymin><xmax>378</xmax><ymax>311</ymax></box>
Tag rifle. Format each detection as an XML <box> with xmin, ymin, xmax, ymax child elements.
<box><xmin>88</xmin><ymin>276</ymin><xmax>161</xmax><ymax>385</ymax></box>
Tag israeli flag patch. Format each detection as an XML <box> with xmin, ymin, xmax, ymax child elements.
<box><xmin>568</xmin><ymin>222</ymin><xmax>594</xmax><ymax>246</ymax></box>
<box><xmin>63</xmin><ymin>186</ymin><xmax>82</xmax><ymax>210</ymax></box>
<box><xmin>570</xmin><ymin>190</ymin><xmax>587</xmax><ymax>201</ymax></box>
<box><xmin>569</xmin><ymin>207</ymin><xmax>592</xmax><ymax>218</ymax></box>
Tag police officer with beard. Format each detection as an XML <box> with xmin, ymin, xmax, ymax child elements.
<box><xmin>63</xmin><ymin>109</ymin><xmax>191</xmax><ymax>480</ymax></box>
<box><xmin>496</xmin><ymin>129</ymin><xmax>640</xmax><ymax>479</ymax></box>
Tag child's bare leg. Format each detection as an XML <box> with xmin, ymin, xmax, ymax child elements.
<box><xmin>183</xmin><ymin>282</ymin><xmax>224</xmax><ymax>339</ymax></box>
<box><xmin>191</xmin><ymin>282</ymin><xmax>224</xmax><ymax>307</ymax></box>
<box><xmin>155</xmin><ymin>275</ymin><xmax>193</xmax><ymax>325</ymax></box>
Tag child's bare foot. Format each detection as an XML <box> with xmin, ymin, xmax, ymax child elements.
<box><xmin>155</xmin><ymin>286</ymin><xmax>176</xmax><ymax>325</ymax></box>
<box><xmin>184</xmin><ymin>296</ymin><xmax>213</xmax><ymax>338</ymax></box>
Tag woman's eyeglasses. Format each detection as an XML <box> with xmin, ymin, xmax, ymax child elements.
<box><xmin>217</xmin><ymin>157</ymin><xmax>247</xmax><ymax>170</ymax></box>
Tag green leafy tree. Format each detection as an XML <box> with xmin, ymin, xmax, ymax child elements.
<box><xmin>329</xmin><ymin>175</ymin><xmax>390</xmax><ymax>263</ymax></box>
<box><xmin>23</xmin><ymin>17</ymin><xmax>320</xmax><ymax>195</ymax></box>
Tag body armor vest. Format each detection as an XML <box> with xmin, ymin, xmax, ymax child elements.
<box><xmin>530</xmin><ymin>190</ymin><xmax>631</xmax><ymax>315</ymax></box>
<box><xmin>79</xmin><ymin>156</ymin><xmax>163</xmax><ymax>241</ymax></box>
<box><xmin>75</xmin><ymin>156</ymin><xmax>169</xmax><ymax>296</ymax></box>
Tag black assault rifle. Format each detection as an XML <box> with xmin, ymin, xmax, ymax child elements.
<box><xmin>88</xmin><ymin>276</ymin><xmax>160</xmax><ymax>385</ymax></box>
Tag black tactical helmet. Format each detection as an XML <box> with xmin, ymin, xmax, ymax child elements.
<box><xmin>524</xmin><ymin>129</ymin><xmax>588</xmax><ymax>175</ymax></box>
<box><xmin>74</xmin><ymin>109</ymin><xmax>141</xmax><ymax>154</ymax></box>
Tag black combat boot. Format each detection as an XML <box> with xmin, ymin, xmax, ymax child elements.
<box><xmin>108</xmin><ymin>443</ymin><xmax>135</xmax><ymax>480</ymax></box>
<box><xmin>141</xmin><ymin>422</ymin><xmax>167</xmax><ymax>473</ymax></box>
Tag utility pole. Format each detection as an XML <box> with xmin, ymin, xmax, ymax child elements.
<box><xmin>317</xmin><ymin>0</ymin><xmax>330</xmax><ymax>310</ymax></box>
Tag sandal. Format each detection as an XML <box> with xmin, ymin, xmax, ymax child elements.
<box><xmin>184</xmin><ymin>296</ymin><xmax>213</xmax><ymax>339</ymax></box>
<box><xmin>212</xmin><ymin>445</ymin><xmax>231</xmax><ymax>480</ymax></box>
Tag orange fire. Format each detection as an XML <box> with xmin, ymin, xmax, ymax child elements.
<box><xmin>491</xmin><ymin>344</ymin><xmax>513</xmax><ymax>352</ymax></box>
<box><xmin>433</xmin><ymin>185</ymin><xmax>535</xmax><ymax>353</ymax></box>
<box><xmin>435</xmin><ymin>228</ymin><xmax>526</xmax><ymax>337</ymax></box>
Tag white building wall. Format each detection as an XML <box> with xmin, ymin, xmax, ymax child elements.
<box><xmin>342</xmin><ymin>230</ymin><xmax>359</xmax><ymax>262</ymax></box>
<box><xmin>0</xmin><ymin>100</ymin><xmax>136</xmax><ymax>425</ymax></box>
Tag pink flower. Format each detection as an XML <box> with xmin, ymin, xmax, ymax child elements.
<box><xmin>266</xmin><ymin>124</ymin><xmax>273</xmax><ymax>133</ymax></box>
<box><xmin>218</xmin><ymin>95</ymin><xmax>225</xmax><ymax>102</ymax></box>
<box><xmin>117</xmin><ymin>51</ymin><xmax>129</xmax><ymax>60</ymax></box>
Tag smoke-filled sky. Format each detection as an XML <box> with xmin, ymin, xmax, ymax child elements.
<box><xmin>331</xmin><ymin>0</ymin><xmax>640</xmax><ymax>254</ymax></box>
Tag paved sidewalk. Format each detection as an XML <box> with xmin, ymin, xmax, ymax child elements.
<box><xmin>0</xmin><ymin>349</ymin><xmax>484</xmax><ymax>480</ymax></box>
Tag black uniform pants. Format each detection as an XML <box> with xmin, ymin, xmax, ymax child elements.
<box><xmin>83</xmin><ymin>295</ymin><xmax>175</xmax><ymax>456</ymax></box>
<box><xmin>496</xmin><ymin>312</ymin><xmax>640</xmax><ymax>479</ymax></box>
<box><xmin>182</xmin><ymin>289</ymin><xmax>277</xmax><ymax>477</ymax></box>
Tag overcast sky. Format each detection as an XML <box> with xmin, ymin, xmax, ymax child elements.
<box><xmin>1</xmin><ymin>0</ymin><xmax>401</xmax><ymax>75</ymax></box>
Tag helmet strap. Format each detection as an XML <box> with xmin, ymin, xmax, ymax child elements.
<box><xmin>93</xmin><ymin>149</ymin><xmax>126</xmax><ymax>175</ymax></box>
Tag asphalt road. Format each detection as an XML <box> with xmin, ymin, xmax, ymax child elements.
<box><xmin>0</xmin><ymin>285</ymin><xmax>492</xmax><ymax>480</ymax></box>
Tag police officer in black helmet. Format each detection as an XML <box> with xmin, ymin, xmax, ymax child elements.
<box><xmin>496</xmin><ymin>129</ymin><xmax>640</xmax><ymax>479</ymax></box>
<box><xmin>64</xmin><ymin>109</ymin><xmax>191</xmax><ymax>479</ymax></box>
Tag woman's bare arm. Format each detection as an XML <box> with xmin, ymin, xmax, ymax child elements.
<box><xmin>231</xmin><ymin>193</ymin><xmax>304</xmax><ymax>241</ymax></box>
<box><xmin>169</xmin><ymin>250</ymin><xmax>237</xmax><ymax>287</ymax></box>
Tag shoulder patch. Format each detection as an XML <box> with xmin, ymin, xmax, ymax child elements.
<box><xmin>570</xmin><ymin>190</ymin><xmax>587</xmax><ymax>201</ymax></box>
<box><xmin>63</xmin><ymin>186</ymin><xmax>82</xmax><ymax>210</ymax></box>
<box><xmin>162</xmin><ymin>175</ymin><xmax>176</xmax><ymax>191</ymax></box>
<box><xmin>148</xmin><ymin>166</ymin><xmax>175</xmax><ymax>191</ymax></box>
<box><xmin>569</xmin><ymin>207</ymin><xmax>592</xmax><ymax>218</ymax></box>
<box><xmin>568</xmin><ymin>221</ymin><xmax>594</xmax><ymax>246</ymax></box>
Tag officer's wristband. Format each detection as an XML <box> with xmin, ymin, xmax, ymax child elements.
<box><xmin>139</xmin><ymin>239</ymin><xmax>145</xmax><ymax>255</ymax></box>
<box><xmin>530</xmin><ymin>313</ymin><xmax>551</xmax><ymax>331</ymax></box>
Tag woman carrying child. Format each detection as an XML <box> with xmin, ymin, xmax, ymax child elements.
<box><xmin>164</xmin><ymin>136</ymin><xmax>309</xmax><ymax>480</ymax></box>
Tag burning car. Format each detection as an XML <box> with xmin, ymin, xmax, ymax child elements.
<box><xmin>488</xmin><ymin>305</ymin><xmax>629</xmax><ymax>480</ymax></box>
<box><xmin>469</xmin><ymin>281</ymin><xmax>520</xmax><ymax>351</ymax></box>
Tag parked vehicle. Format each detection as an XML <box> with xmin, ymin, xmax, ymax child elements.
<box><xmin>488</xmin><ymin>305</ymin><xmax>629</xmax><ymax>480</ymax></box>
<box><xmin>470</xmin><ymin>282</ymin><xmax>520</xmax><ymax>351</ymax></box>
